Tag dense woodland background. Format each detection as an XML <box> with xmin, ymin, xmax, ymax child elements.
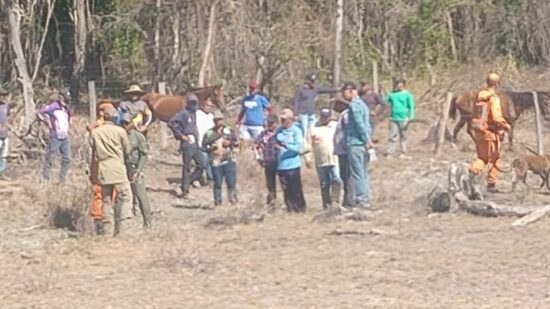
<box><xmin>1</xmin><ymin>0</ymin><xmax>550</xmax><ymax>119</ymax></box>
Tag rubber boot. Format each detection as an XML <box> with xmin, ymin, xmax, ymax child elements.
<box><xmin>94</xmin><ymin>219</ymin><xmax>105</xmax><ymax>236</ymax></box>
<box><xmin>321</xmin><ymin>187</ymin><xmax>332</xmax><ymax>209</ymax></box>
<box><xmin>331</xmin><ymin>182</ymin><xmax>341</xmax><ymax>206</ymax></box>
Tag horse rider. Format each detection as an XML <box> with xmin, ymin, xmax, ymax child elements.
<box><xmin>119</xmin><ymin>84</ymin><xmax>153</xmax><ymax>134</ymax></box>
<box><xmin>468</xmin><ymin>72</ymin><xmax>511</xmax><ymax>197</ymax></box>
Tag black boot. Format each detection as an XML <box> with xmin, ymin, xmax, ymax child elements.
<box><xmin>331</xmin><ymin>182</ymin><xmax>341</xmax><ymax>206</ymax></box>
<box><xmin>321</xmin><ymin>187</ymin><xmax>332</xmax><ymax>209</ymax></box>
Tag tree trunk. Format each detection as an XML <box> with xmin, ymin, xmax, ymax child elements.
<box><xmin>333</xmin><ymin>0</ymin><xmax>343</xmax><ymax>87</ymax></box>
<box><xmin>5</xmin><ymin>0</ymin><xmax>35</xmax><ymax>126</ymax></box>
<box><xmin>71</xmin><ymin>0</ymin><xmax>87</xmax><ymax>104</ymax></box>
<box><xmin>153</xmin><ymin>0</ymin><xmax>162</xmax><ymax>86</ymax></box>
<box><xmin>198</xmin><ymin>0</ymin><xmax>218</xmax><ymax>87</ymax></box>
<box><xmin>445</xmin><ymin>9</ymin><xmax>458</xmax><ymax>62</ymax></box>
<box><xmin>32</xmin><ymin>0</ymin><xmax>56</xmax><ymax>83</ymax></box>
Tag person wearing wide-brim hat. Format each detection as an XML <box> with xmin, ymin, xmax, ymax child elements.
<box><xmin>202</xmin><ymin>109</ymin><xmax>240</xmax><ymax>207</ymax></box>
<box><xmin>119</xmin><ymin>84</ymin><xmax>152</xmax><ymax>134</ymax></box>
<box><xmin>0</xmin><ymin>86</ymin><xmax>10</xmax><ymax>179</ymax></box>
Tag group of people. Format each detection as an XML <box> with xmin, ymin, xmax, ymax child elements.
<box><xmin>0</xmin><ymin>73</ymin><xmax>420</xmax><ymax>236</ymax></box>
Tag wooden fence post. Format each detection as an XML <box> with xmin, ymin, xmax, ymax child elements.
<box><xmin>434</xmin><ymin>92</ymin><xmax>453</xmax><ymax>156</ymax></box>
<box><xmin>88</xmin><ymin>80</ymin><xmax>96</xmax><ymax>123</ymax></box>
<box><xmin>533</xmin><ymin>91</ymin><xmax>544</xmax><ymax>155</ymax></box>
<box><xmin>158</xmin><ymin>82</ymin><xmax>168</xmax><ymax>149</ymax></box>
<box><xmin>372</xmin><ymin>60</ymin><xmax>379</xmax><ymax>93</ymax></box>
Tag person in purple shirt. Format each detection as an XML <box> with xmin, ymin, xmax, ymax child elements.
<box><xmin>0</xmin><ymin>86</ymin><xmax>10</xmax><ymax>179</ymax></box>
<box><xmin>36</xmin><ymin>91</ymin><xmax>72</xmax><ymax>183</ymax></box>
<box><xmin>292</xmin><ymin>73</ymin><xmax>338</xmax><ymax>137</ymax></box>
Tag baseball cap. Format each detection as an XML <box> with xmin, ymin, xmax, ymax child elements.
<box><xmin>278</xmin><ymin>108</ymin><xmax>294</xmax><ymax>120</ymax></box>
<box><xmin>248</xmin><ymin>80</ymin><xmax>258</xmax><ymax>89</ymax></box>
<box><xmin>266</xmin><ymin>114</ymin><xmax>279</xmax><ymax>123</ymax></box>
<box><xmin>320</xmin><ymin>107</ymin><xmax>332</xmax><ymax>118</ymax></box>
<box><xmin>213</xmin><ymin>110</ymin><xmax>225</xmax><ymax>119</ymax></box>
<box><xmin>104</xmin><ymin>106</ymin><xmax>119</xmax><ymax>119</ymax></box>
<box><xmin>306</xmin><ymin>73</ymin><xmax>316</xmax><ymax>82</ymax></box>
<box><xmin>187</xmin><ymin>93</ymin><xmax>198</xmax><ymax>103</ymax></box>
<box><xmin>341</xmin><ymin>81</ymin><xmax>357</xmax><ymax>91</ymax></box>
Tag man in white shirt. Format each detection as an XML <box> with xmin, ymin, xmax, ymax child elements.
<box><xmin>310</xmin><ymin>107</ymin><xmax>342</xmax><ymax>209</ymax></box>
<box><xmin>196</xmin><ymin>98</ymin><xmax>216</xmax><ymax>184</ymax></box>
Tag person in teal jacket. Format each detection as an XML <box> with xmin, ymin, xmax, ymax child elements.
<box><xmin>386</xmin><ymin>79</ymin><xmax>415</xmax><ymax>159</ymax></box>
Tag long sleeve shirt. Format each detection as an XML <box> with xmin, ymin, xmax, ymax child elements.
<box><xmin>346</xmin><ymin>96</ymin><xmax>372</xmax><ymax>147</ymax></box>
<box><xmin>476</xmin><ymin>88</ymin><xmax>510</xmax><ymax>141</ymax></box>
<box><xmin>275</xmin><ymin>123</ymin><xmax>303</xmax><ymax>171</ymax></box>
<box><xmin>91</xmin><ymin>122</ymin><xmax>130</xmax><ymax>185</ymax></box>
<box><xmin>167</xmin><ymin>108</ymin><xmax>199</xmax><ymax>148</ymax></box>
<box><xmin>127</xmin><ymin>129</ymin><xmax>148</xmax><ymax>172</ymax></box>
<box><xmin>293</xmin><ymin>84</ymin><xmax>338</xmax><ymax>115</ymax></box>
<box><xmin>386</xmin><ymin>90</ymin><xmax>415</xmax><ymax>122</ymax></box>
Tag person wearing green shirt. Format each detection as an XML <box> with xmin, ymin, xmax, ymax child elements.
<box><xmin>386</xmin><ymin>79</ymin><xmax>415</xmax><ymax>159</ymax></box>
<box><xmin>122</xmin><ymin>114</ymin><xmax>152</xmax><ymax>229</ymax></box>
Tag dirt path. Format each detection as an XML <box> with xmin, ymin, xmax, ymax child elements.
<box><xmin>1</xmin><ymin>120</ymin><xmax>550</xmax><ymax>308</ymax></box>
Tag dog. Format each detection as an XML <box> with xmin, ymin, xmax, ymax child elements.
<box><xmin>498</xmin><ymin>154</ymin><xmax>550</xmax><ymax>191</ymax></box>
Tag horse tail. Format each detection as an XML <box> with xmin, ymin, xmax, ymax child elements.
<box><xmin>449</xmin><ymin>95</ymin><xmax>458</xmax><ymax>120</ymax></box>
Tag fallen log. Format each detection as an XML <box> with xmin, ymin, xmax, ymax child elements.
<box><xmin>512</xmin><ymin>205</ymin><xmax>550</xmax><ymax>226</ymax></box>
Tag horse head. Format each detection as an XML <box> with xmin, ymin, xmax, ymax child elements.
<box><xmin>210</xmin><ymin>85</ymin><xmax>226</xmax><ymax>111</ymax></box>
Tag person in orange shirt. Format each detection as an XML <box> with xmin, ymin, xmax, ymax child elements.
<box><xmin>89</xmin><ymin>100</ymin><xmax>117</xmax><ymax>223</ymax></box>
<box><xmin>468</xmin><ymin>73</ymin><xmax>511</xmax><ymax>198</ymax></box>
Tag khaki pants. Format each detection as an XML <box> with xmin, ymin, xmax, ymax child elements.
<box><xmin>100</xmin><ymin>182</ymin><xmax>132</xmax><ymax>236</ymax></box>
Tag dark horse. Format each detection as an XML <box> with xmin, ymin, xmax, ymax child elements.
<box><xmin>141</xmin><ymin>85</ymin><xmax>226</xmax><ymax>122</ymax></box>
<box><xmin>449</xmin><ymin>90</ymin><xmax>550</xmax><ymax>146</ymax></box>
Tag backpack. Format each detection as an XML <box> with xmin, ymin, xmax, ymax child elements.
<box><xmin>471</xmin><ymin>91</ymin><xmax>495</xmax><ymax>131</ymax></box>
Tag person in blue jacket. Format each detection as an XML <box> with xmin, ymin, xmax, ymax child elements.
<box><xmin>275</xmin><ymin>107</ymin><xmax>306</xmax><ymax>212</ymax></box>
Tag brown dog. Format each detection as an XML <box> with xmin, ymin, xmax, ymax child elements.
<box><xmin>499</xmin><ymin>154</ymin><xmax>550</xmax><ymax>191</ymax></box>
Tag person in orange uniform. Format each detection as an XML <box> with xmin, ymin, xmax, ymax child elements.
<box><xmin>89</xmin><ymin>100</ymin><xmax>117</xmax><ymax>222</ymax></box>
<box><xmin>468</xmin><ymin>72</ymin><xmax>511</xmax><ymax>197</ymax></box>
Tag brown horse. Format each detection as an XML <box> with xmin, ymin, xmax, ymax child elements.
<box><xmin>142</xmin><ymin>85</ymin><xmax>226</xmax><ymax>122</ymax></box>
<box><xmin>449</xmin><ymin>90</ymin><xmax>550</xmax><ymax>146</ymax></box>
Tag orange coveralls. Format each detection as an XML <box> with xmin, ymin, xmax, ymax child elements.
<box><xmin>90</xmin><ymin>102</ymin><xmax>116</xmax><ymax>220</ymax></box>
<box><xmin>469</xmin><ymin>88</ymin><xmax>510</xmax><ymax>185</ymax></box>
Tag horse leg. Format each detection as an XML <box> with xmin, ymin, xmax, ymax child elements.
<box><xmin>452</xmin><ymin>116</ymin><xmax>466</xmax><ymax>143</ymax></box>
<box><xmin>466</xmin><ymin>120</ymin><xmax>475</xmax><ymax>144</ymax></box>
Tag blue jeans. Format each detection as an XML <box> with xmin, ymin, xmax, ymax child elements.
<box><xmin>298</xmin><ymin>114</ymin><xmax>316</xmax><ymax>137</ymax></box>
<box><xmin>212</xmin><ymin>160</ymin><xmax>238</xmax><ymax>206</ymax></box>
<box><xmin>43</xmin><ymin>137</ymin><xmax>71</xmax><ymax>183</ymax></box>
<box><xmin>202</xmin><ymin>151</ymin><xmax>213</xmax><ymax>181</ymax></box>
<box><xmin>316</xmin><ymin>165</ymin><xmax>342</xmax><ymax>188</ymax></box>
<box><xmin>347</xmin><ymin>145</ymin><xmax>370</xmax><ymax>204</ymax></box>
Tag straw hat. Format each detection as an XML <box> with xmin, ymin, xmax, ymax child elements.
<box><xmin>124</xmin><ymin>84</ymin><xmax>146</xmax><ymax>95</ymax></box>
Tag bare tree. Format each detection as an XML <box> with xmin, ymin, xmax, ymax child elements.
<box><xmin>198</xmin><ymin>0</ymin><xmax>219</xmax><ymax>87</ymax></box>
<box><xmin>5</xmin><ymin>0</ymin><xmax>35</xmax><ymax>125</ymax></box>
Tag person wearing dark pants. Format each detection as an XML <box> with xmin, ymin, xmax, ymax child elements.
<box><xmin>167</xmin><ymin>94</ymin><xmax>205</xmax><ymax>197</ymax></box>
<box><xmin>203</xmin><ymin>110</ymin><xmax>239</xmax><ymax>206</ymax></box>
<box><xmin>255</xmin><ymin>114</ymin><xmax>280</xmax><ymax>205</ymax></box>
<box><xmin>275</xmin><ymin>108</ymin><xmax>306</xmax><ymax>212</ymax></box>
<box><xmin>278</xmin><ymin>168</ymin><xmax>306</xmax><ymax>212</ymax></box>
<box><xmin>36</xmin><ymin>92</ymin><xmax>72</xmax><ymax>183</ymax></box>
<box><xmin>333</xmin><ymin>95</ymin><xmax>355</xmax><ymax>207</ymax></box>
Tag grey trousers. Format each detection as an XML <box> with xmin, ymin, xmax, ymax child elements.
<box><xmin>387</xmin><ymin>121</ymin><xmax>408</xmax><ymax>155</ymax></box>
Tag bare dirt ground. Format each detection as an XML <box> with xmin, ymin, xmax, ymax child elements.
<box><xmin>2</xmin><ymin>78</ymin><xmax>550</xmax><ymax>307</ymax></box>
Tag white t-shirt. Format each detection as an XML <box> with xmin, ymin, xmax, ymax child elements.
<box><xmin>196</xmin><ymin>109</ymin><xmax>214</xmax><ymax>146</ymax></box>
<box><xmin>310</xmin><ymin>120</ymin><xmax>338</xmax><ymax>167</ymax></box>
